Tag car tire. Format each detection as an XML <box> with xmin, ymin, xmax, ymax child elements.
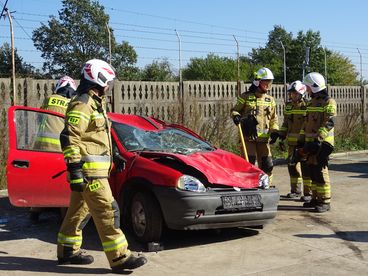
<box><xmin>130</xmin><ymin>191</ymin><xmax>163</xmax><ymax>242</ymax></box>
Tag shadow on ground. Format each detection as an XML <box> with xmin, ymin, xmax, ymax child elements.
<box><xmin>329</xmin><ymin>161</ymin><xmax>368</xmax><ymax>178</ymax></box>
<box><xmin>0</xmin><ymin>196</ymin><xmax>259</xmax><ymax>254</ymax></box>
<box><xmin>295</xmin><ymin>231</ymin><xmax>368</xmax><ymax>243</ymax></box>
<box><xmin>0</xmin><ymin>255</ymin><xmax>116</xmax><ymax>274</ymax></box>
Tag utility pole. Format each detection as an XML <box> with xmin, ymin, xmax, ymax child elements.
<box><xmin>233</xmin><ymin>35</ymin><xmax>240</xmax><ymax>97</ymax></box>
<box><xmin>322</xmin><ymin>46</ymin><xmax>328</xmax><ymax>84</ymax></box>
<box><xmin>4</xmin><ymin>6</ymin><xmax>16</xmax><ymax>105</ymax></box>
<box><xmin>302</xmin><ymin>47</ymin><xmax>310</xmax><ymax>79</ymax></box>
<box><xmin>279</xmin><ymin>40</ymin><xmax>287</xmax><ymax>102</ymax></box>
<box><xmin>357</xmin><ymin>48</ymin><xmax>363</xmax><ymax>86</ymax></box>
<box><xmin>175</xmin><ymin>30</ymin><xmax>184</xmax><ymax>124</ymax></box>
<box><xmin>106</xmin><ymin>22</ymin><xmax>112</xmax><ymax>65</ymax></box>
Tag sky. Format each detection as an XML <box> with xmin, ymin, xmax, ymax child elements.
<box><xmin>1</xmin><ymin>0</ymin><xmax>368</xmax><ymax>81</ymax></box>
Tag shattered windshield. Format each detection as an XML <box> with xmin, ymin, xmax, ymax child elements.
<box><xmin>112</xmin><ymin>121</ymin><xmax>214</xmax><ymax>154</ymax></box>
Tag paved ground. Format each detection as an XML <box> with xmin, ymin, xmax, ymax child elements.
<box><xmin>0</xmin><ymin>152</ymin><xmax>367</xmax><ymax>275</ymax></box>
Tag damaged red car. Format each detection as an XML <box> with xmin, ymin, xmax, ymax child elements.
<box><xmin>6</xmin><ymin>106</ymin><xmax>279</xmax><ymax>242</ymax></box>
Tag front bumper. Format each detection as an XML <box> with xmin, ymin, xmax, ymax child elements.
<box><xmin>152</xmin><ymin>186</ymin><xmax>279</xmax><ymax>230</ymax></box>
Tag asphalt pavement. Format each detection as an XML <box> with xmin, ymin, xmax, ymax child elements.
<box><xmin>0</xmin><ymin>152</ymin><xmax>367</xmax><ymax>275</ymax></box>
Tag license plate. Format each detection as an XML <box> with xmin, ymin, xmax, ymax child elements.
<box><xmin>222</xmin><ymin>194</ymin><xmax>262</xmax><ymax>209</ymax></box>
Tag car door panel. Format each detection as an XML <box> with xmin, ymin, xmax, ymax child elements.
<box><xmin>7</xmin><ymin>106</ymin><xmax>70</xmax><ymax>207</ymax></box>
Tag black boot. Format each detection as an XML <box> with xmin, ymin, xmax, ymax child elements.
<box><xmin>58</xmin><ymin>251</ymin><xmax>94</xmax><ymax>265</ymax></box>
<box><xmin>112</xmin><ymin>255</ymin><xmax>147</xmax><ymax>272</ymax></box>
<box><xmin>300</xmin><ymin>195</ymin><xmax>312</xmax><ymax>202</ymax></box>
<box><xmin>315</xmin><ymin>203</ymin><xmax>331</xmax><ymax>213</ymax></box>
<box><xmin>286</xmin><ymin>192</ymin><xmax>301</xmax><ymax>199</ymax></box>
<box><xmin>303</xmin><ymin>199</ymin><xmax>317</xmax><ymax>208</ymax></box>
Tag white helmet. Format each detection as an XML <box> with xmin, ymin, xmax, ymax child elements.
<box><xmin>287</xmin><ymin>80</ymin><xmax>306</xmax><ymax>95</ymax></box>
<box><xmin>55</xmin><ymin>76</ymin><xmax>77</xmax><ymax>93</ymax></box>
<box><xmin>253</xmin><ymin>67</ymin><xmax>274</xmax><ymax>87</ymax></box>
<box><xmin>81</xmin><ymin>59</ymin><xmax>116</xmax><ymax>88</ymax></box>
<box><xmin>303</xmin><ymin>72</ymin><xmax>326</xmax><ymax>93</ymax></box>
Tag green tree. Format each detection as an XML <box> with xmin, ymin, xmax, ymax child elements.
<box><xmin>141</xmin><ymin>59</ymin><xmax>176</xmax><ymax>81</ymax></box>
<box><xmin>250</xmin><ymin>25</ymin><xmax>359</xmax><ymax>85</ymax></box>
<box><xmin>0</xmin><ymin>43</ymin><xmax>37</xmax><ymax>77</ymax></box>
<box><xmin>183</xmin><ymin>54</ymin><xmax>251</xmax><ymax>81</ymax></box>
<box><xmin>249</xmin><ymin>25</ymin><xmax>293</xmax><ymax>82</ymax></box>
<box><xmin>32</xmin><ymin>0</ymin><xmax>138</xmax><ymax>79</ymax></box>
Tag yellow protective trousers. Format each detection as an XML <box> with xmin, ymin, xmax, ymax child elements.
<box><xmin>57</xmin><ymin>178</ymin><xmax>131</xmax><ymax>268</ymax></box>
<box><xmin>308</xmin><ymin>163</ymin><xmax>331</xmax><ymax>204</ymax></box>
<box><xmin>245</xmin><ymin>141</ymin><xmax>274</xmax><ymax>185</ymax></box>
<box><xmin>287</xmin><ymin>145</ymin><xmax>312</xmax><ymax>195</ymax></box>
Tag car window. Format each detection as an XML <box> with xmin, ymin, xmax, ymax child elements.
<box><xmin>112</xmin><ymin>121</ymin><xmax>214</xmax><ymax>154</ymax></box>
<box><xmin>14</xmin><ymin>110</ymin><xmax>64</xmax><ymax>153</ymax></box>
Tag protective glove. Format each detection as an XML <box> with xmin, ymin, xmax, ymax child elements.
<box><xmin>317</xmin><ymin>142</ymin><xmax>334</xmax><ymax>167</ymax></box>
<box><xmin>278</xmin><ymin>140</ymin><xmax>286</xmax><ymax>152</ymax></box>
<box><xmin>241</xmin><ymin>115</ymin><xmax>258</xmax><ymax>140</ymax></box>
<box><xmin>278</xmin><ymin>133</ymin><xmax>286</xmax><ymax>141</ymax></box>
<box><xmin>269</xmin><ymin>132</ymin><xmax>279</xmax><ymax>144</ymax></box>
<box><xmin>113</xmin><ymin>152</ymin><xmax>126</xmax><ymax>172</ymax></box>
<box><xmin>296</xmin><ymin>140</ymin><xmax>304</xmax><ymax>149</ymax></box>
<box><xmin>303</xmin><ymin>141</ymin><xmax>321</xmax><ymax>155</ymax></box>
<box><xmin>233</xmin><ymin>114</ymin><xmax>241</xmax><ymax>125</ymax></box>
<box><xmin>67</xmin><ymin>162</ymin><xmax>87</xmax><ymax>192</ymax></box>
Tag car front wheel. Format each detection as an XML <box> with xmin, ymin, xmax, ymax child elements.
<box><xmin>130</xmin><ymin>191</ymin><xmax>163</xmax><ymax>242</ymax></box>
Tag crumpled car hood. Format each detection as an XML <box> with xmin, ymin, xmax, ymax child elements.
<box><xmin>143</xmin><ymin>149</ymin><xmax>263</xmax><ymax>188</ymax></box>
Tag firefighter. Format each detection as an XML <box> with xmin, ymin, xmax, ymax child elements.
<box><xmin>31</xmin><ymin>76</ymin><xmax>78</xmax><ymax>221</ymax></box>
<box><xmin>279</xmin><ymin>81</ymin><xmax>312</xmax><ymax>200</ymax></box>
<box><xmin>302</xmin><ymin>72</ymin><xmax>336</xmax><ymax>213</ymax></box>
<box><xmin>42</xmin><ymin>76</ymin><xmax>77</xmax><ymax>113</ymax></box>
<box><xmin>231</xmin><ymin>67</ymin><xmax>279</xmax><ymax>184</ymax></box>
<box><xmin>34</xmin><ymin>76</ymin><xmax>77</xmax><ymax>152</ymax></box>
<box><xmin>57</xmin><ymin>59</ymin><xmax>147</xmax><ymax>272</ymax></box>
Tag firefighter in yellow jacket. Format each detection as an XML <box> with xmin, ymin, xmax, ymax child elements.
<box><xmin>31</xmin><ymin>76</ymin><xmax>77</xmax><ymax>220</ymax></box>
<box><xmin>279</xmin><ymin>81</ymin><xmax>312</xmax><ymax>200</ymax></box>
<box><xmin>34</xmin><ymin>76</ymin><xmax>77</xmax><ymax>152</ymax></box>
<box><xmin>57</xmin><ymin>59</ymin><xmax>147</xmax><ymax>272</ymax></box>
<box><xmin>231</xmin><ymin>67</ymin><xmax>279</xmax><ymax>184</ymax></box>
<box><xmin>302</xmin><ymin>72</ymin><xmax>336</xmax><ymax>213</ymax></box>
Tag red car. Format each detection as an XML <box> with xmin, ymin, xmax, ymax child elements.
<box><xmin>7</xmin><ymin>106</ymin><xmax>279</xmax><ymax>242</ymax></box>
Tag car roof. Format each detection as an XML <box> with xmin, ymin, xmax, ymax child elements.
<box><xmin>108</xmin><ymin>113</ymin><xmax>163</xmax><ymax>131</ymax></box>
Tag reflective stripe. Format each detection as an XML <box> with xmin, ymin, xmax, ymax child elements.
<box><xmin>303</xmin><ymin>179</ymin><xmax>312</xmax><ymax>187</ymax></box>
<box><xmin>70</xmin><ymin>178</ymin><xmax>84</xmax><ymax>184</ymax></box>
<box><xmin>102</xmin><ymin>235</ymin><xmax>128</xmax><ymax>252</ymax></box>
<box><xmin>81</xmin><ymin>155</ymin><xmax>111</xmax><ymax>162</ymax></box>
<box><xmin>284</xmin><ymin>109</ymin><xmax>306</xmax><ymax>115</ymax></box>
<box><xmin>91</xmin><ymin>113</ymin><xmax>104</xmax><ymax>120</ymax></box>
<box><xmin>236</xmin><ymin>97</ymin><xmax>245</xmax><ymax>104</ymax></box>
<box><xmin>257</xmin><ymin>129</ymin><xmax>270</xmax><ymax>138</ymax></box>
<box><xmin>290</xmin><ymin>177</ymin><xmax>302</xmax><ymax>185</ymax></box>
<box><xmin>81</xmin><ymin>155</ymin><xmax>111</xmax><ymax>170</ymax></box>
<box><xmin>36</xmin><ymin>132</ymin><xmax>61</xmax><ymax>145</ymax></box>
<box><xmin>67</xmin><ymin>111</ymin><xmax>90</xmax><ymax>122</ymax></box>
<box><xmin>63</xmin><ymin>146</ymin><xmax>80</xmax><ymax>158</ymax></box>
<box><xmin>317</xmin><ymin>186</ymin><xmax>331</xmax><ymax>193</ymax></box>
<box><xmin>307</xmin><ymin>106</ymin><xmax>325</xmax><ymax>112</ymax></box>
<box><xmin>58</xmin><ymin>232</ymin><xmax>82</xmax><ymax>245</ymax></box>
<box><xmin>36</xmin><ymin>137</ymin><xmax>61</xmax><ymax>145</ymax></box>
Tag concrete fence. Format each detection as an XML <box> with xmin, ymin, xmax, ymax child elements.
<box><xmin>1</xmin><ymin>78</ymin><xmax>367</xmax><ymax>164</ymax></box>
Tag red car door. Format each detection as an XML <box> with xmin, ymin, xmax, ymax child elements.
<box><xmin>6</xmin><ymin>106</ymin><xmax>70</xmax><ymax>207</ymax></box>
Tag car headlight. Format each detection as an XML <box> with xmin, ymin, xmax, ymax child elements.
<box><xmin>177</xmin><ymin>175</ymin><xmax>206</xmax><ymax>192</ymax></box>
<box><xmin>259</xmin><ymin>173</ymin><xmax>270</xmax><ymax>189</ymax></box>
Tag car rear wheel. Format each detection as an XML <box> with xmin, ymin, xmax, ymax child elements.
<box><xmin>130</xmin><ymin>191</ymin><xmax>163</xmax><ymax>242</ymax></box>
